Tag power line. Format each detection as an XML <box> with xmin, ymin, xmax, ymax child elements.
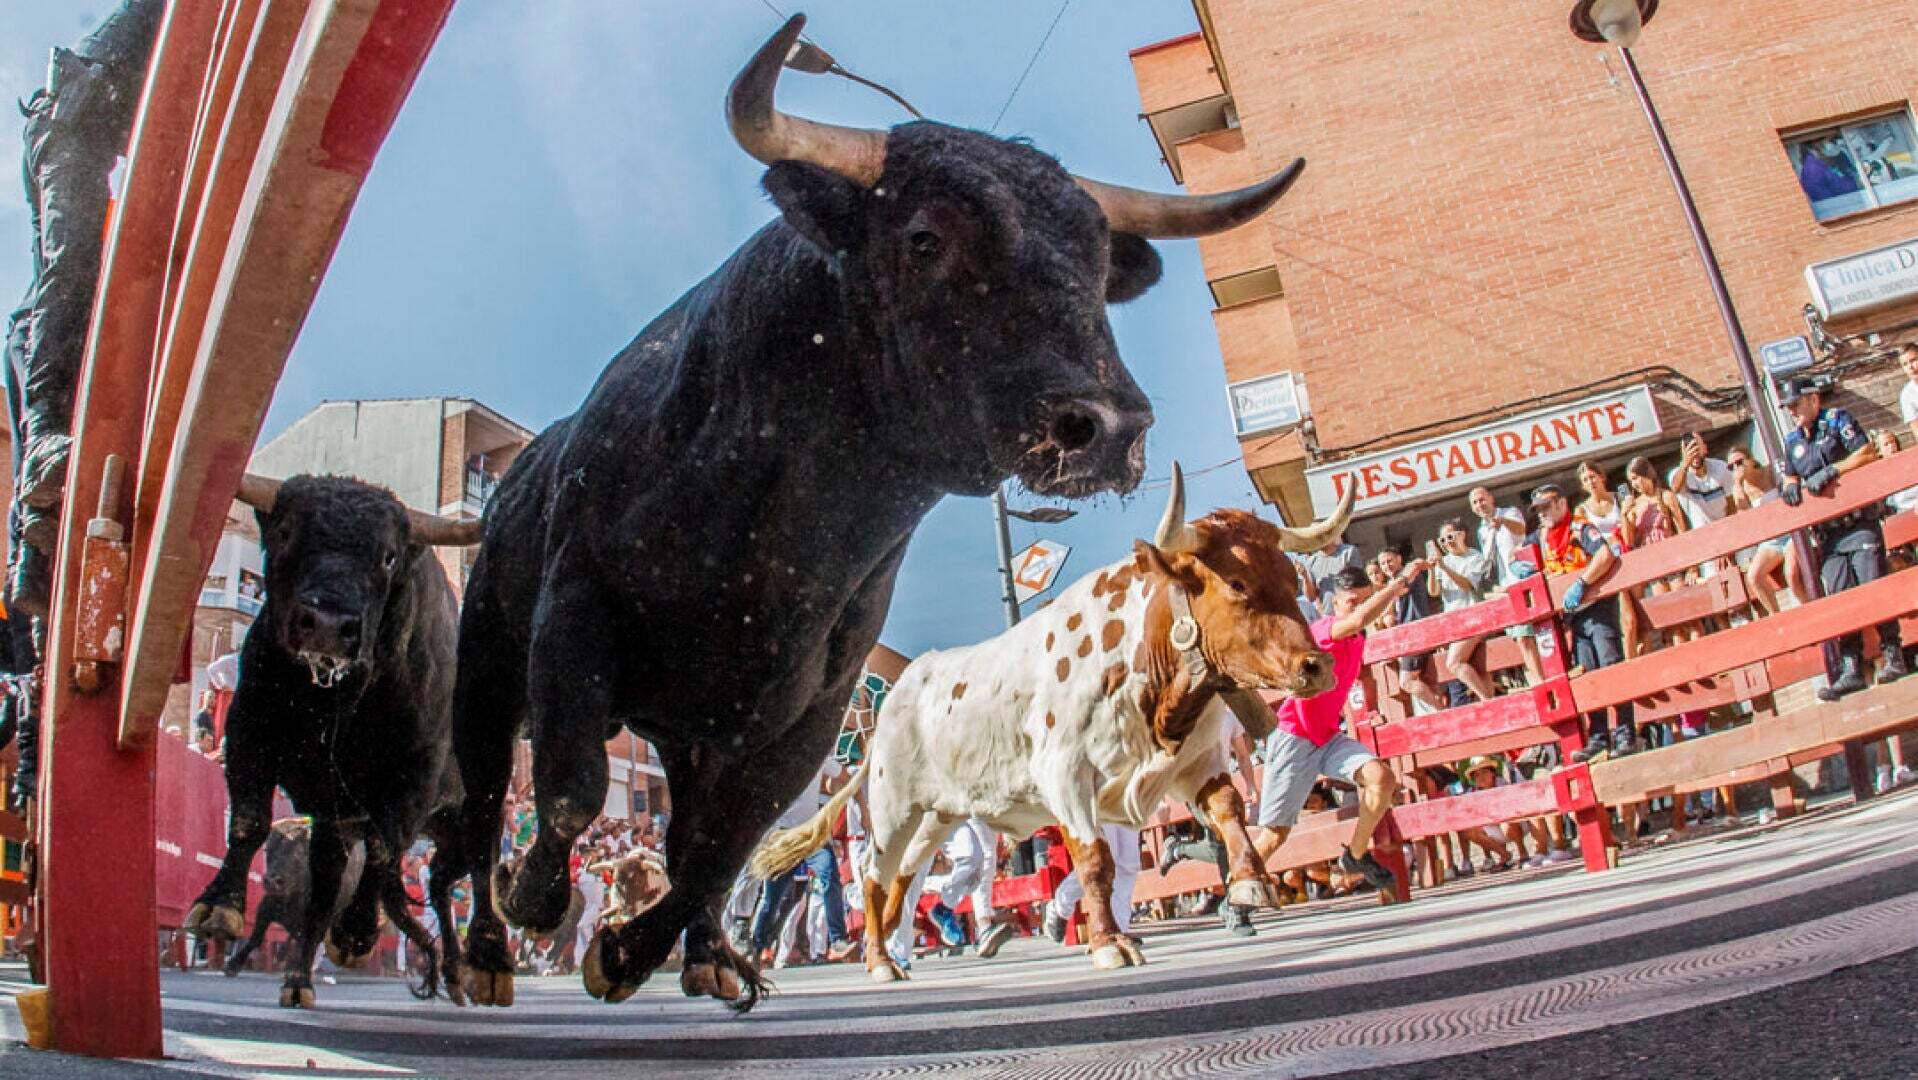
<box><xmin>990</xmin><ymin>0</ymin><xmax>1071</xmax><ymax>133</ymax></box>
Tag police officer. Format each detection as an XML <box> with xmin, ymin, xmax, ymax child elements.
<box><xmin>1776</xmin><ymin>377</ymin><xmax>1910</xmax><ymax>699</ymax></box>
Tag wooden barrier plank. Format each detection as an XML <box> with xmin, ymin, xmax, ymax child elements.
<box><xmin>1390</xmin><ymin>779</ymin><xmax>1558</xmax><ymax>841</ymax></box>
<box><xmin>119</xmin><ymin>0</ymin><xmax>455</xmax><ymax>740</ymax></box>
<box><xmin>1569</xmin><ymin>566</ymin><xmax>1918</xmax><ymax>714</ymax></box>
<box><xmin>1373</xmin><ymin>678</ymin><xmax>1575</xmax><ymax>759</ymax></box>
<box><xmin>1635</xmin><ymin>570</ymin><xmax>1749</xmax><ymax>630</ymax></box>
<box><xmin>1886</xmin><ymin>505</ymin><xmax>1917</xmax><ymax>549</ymax></box>
<box><xmin>1546</xmin><ymin>451</ymin><xmax>1918</xmax><ymax>607</ymax></box>
<box><xmin>1587</xmin><ymin>675</ymin><xmax>1918</xmax><ymax>804</ymax></box>
<box><xmin>36</xmin><ymin>0</ymin><xmax>224</xmax><ymax>1058</ymax></box>
<box><xmin>130</xmin><ymin>0</ymin><xmax>303</xmax><ymax>627</ymax></box>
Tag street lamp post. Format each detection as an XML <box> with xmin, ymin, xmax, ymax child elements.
<box><xmin>990</xmin><ymin>486</ymin><xmax>1023</xmax><ymax>629</ymax></box>
<box><xmin>990</xmin><ymin>487</ymin><xmax>1078</xmax><ymax>629</ymax></box>
<box><xmin>1568</xmin><ymin>0</ymin><xmax>1821</xmax><ymax>597</ymax></box>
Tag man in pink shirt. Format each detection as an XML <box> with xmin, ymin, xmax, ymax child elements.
<box><xmin>1252</xmin><ymin>561</ymin><xmax>1424</xmax><ymax>892</ymax></box>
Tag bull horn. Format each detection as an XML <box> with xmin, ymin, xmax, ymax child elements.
<box><xmin>235</xmin><ymin>473</ymin><xmax>281</xmax><ymax>512</ymax></box>
<box><xmin>406</xmin><ymin>510</ymin><xmax>483</xmax><ymax>548</ymax></box>
<box><xmin>1276</xmin><ymin>483</ymin><xmax>1356</xmax><ymax>554</ymax></box>
<box><xmin>728</xmin><ymin>15</ymin><xmax>888</xmax><ymax>186</ymax></box>
<box><xmin>1077</xmin><ymin>157</ymin><xmax>1304</xmax><ymax>240</ymax></box>
<box><xmin>1152</xmin><ymin>461</ymin><xmax>1199</xmax><ymax>553</ymax></box>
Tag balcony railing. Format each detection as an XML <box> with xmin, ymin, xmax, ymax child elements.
<box><xmin>463</xmin><ymin>466</ymin><xmax>499</xmax><ymax>510</ymax></box>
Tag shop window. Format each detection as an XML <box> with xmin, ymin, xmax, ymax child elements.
<box><xmin>1208</xmin><ymin>265</ymin><xmax>1284</xmax><ymax>308</ymax></box>
<box><xmin>1785</xmin><ymin>110</ymin><xmax>1918</xmax><ymax>222</ymax></box>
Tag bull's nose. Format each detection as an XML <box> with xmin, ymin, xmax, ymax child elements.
<box><xmin>1054</xmin><ymin>395</ymin><xmax>1151</xmax><ymax>458</ymax></box>
<box><xmin>293</xmin><ymin>601</ymin><xmax>361</xmax><ymax>655</ymax></box>
<box><xmin>1296</xmin><ymin>651</ymin><xmax>1334</xmax><ymax>692</ymax></box>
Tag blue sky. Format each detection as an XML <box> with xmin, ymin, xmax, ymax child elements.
<box><xmin>1</xmin><ymin>2</ymin><xmax>1280</xmax><ymax>657</ymax></box>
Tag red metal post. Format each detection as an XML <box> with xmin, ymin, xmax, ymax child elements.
<box><xmin>33</xmin><ymin>0</ymin><xmax>223</xmax><ymax>1057</ymax></box>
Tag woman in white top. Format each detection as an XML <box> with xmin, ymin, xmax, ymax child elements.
<box><xmin>1574</xmin><ymin>460</ymin><xmax>1643</xmax><ymax>656</ymax></box>
<box><xmin>1424</xmin><ymin>518</ymin><xmax>1498</xmax><ymax>703</ymax></box>
<box><xmin>1728</xmin><ymin>447</ymin><xmax>1806</xmax><ymax>616</ymax></box>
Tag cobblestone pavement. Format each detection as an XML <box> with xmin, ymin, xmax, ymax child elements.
<box><xmin>6</xmin><ymin>787</ymin><xmax>1918</xmax><ymax>1078</ymax></box>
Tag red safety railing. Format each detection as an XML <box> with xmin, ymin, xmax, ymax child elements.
<box><xmin>1129</xmin><ymin>448</ymin><xmax>1918</xmax><ymax>906</ymax></box>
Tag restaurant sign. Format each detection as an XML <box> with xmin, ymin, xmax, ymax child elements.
<box><xmin>1806</xmin><ymin>235</ymin><xmax>1918</xmax><ymax>319</ymax></box>
<box><xmin>1304</xmin><ymin>386</ymin><xmax>1662</xmax><ymax>517</ymax></box>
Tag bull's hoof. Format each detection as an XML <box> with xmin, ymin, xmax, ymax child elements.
<box><xmin>679</xmin><ymin>961</ymin><xmax>745</xmax><ymax>1003</ymax></box>
<box><xmin>867</xmin><ymin>961</ymin><xmax>908</xmax><ymax>984</ymax></box>
<box><xmin>443</xmin><ymin>962</ymin><xmax>468</xmax><ymax>1007</ymax></box>
<box><xmin>1089</xmin><ymin>943</ymin><xmax>1129</xmax><ymax>970</ymax></box>
<box><xmin>1227</xmin><ymin>878</ymin><xmax>1275</xmax><ymax>910</ymax></box>
<box><xmin>462</xmin><ymin>967</ymin><xmax>514</xmax><ymax>1008</ymax></box>
<box><xmin>1115</xmin><ymin>935</ymin><xmax>1148</xmax><ymax>967</ymax></box>
<box><xmin>278</xmin><ymin>982</ymin><xmax>317</xmax><ymax>1009</ymax></box>
<box><xmin>221</xmin><ymin>960</ymin><xmax>242</xmax><ymax>978</ymax></box>
<box><xmin>184</xmin><ymin>902</ymin><xmax>243</xmax><ymax>940</ymax></box>
<box><xmin>582</xmin><ymin>932</ymin><xmax>641</xmax><ymax>1004</ymax></box>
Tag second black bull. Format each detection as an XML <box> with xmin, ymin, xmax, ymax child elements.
<box><xmin>439</xmin><ymin>14</ymin><xmax>1305</xmax><ymax>1012</ymax></box>
<box><xmin>184</xmin><ymin>474</ymin><xmax>477</xmax><ymax>1008</ymax></box>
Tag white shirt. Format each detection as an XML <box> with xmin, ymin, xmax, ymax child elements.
<box><xmin>1669</xmin><ymin>457</ymin><xmax>1735</xmax><ymax>528</ymax></box>
<box><xmin>772</xmin><ymin>763</ymin><xmax>842</xmax><ymax>830</ymax></box>
<box><xmin>1474</xmin><ymin>506</ymin><xmax>1527</xmax><ymax>584</ymax></box>
<box><xmin>1893</xmin><ymin>381</ymin><xmax>1918</xmax><ymax>513</ymax></box>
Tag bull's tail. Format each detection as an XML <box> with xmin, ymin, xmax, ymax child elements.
<box><xmin>748</xmin><ymin>756</ymin><xmax>871</xmax><ymax>880</ymax></box>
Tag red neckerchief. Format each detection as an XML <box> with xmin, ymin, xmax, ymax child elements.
<box><xmin>1541</xmin><ymin>512</ymin><xmax>1591</xmax><ymax>576</ymax></box>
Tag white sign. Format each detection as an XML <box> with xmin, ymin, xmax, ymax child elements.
<box><xmin>1012</xmin><ymin>540</ymin><xmax>1070</xmax><ymax>604</ymax></box>
<box><xmin>1758</xmin><ymin>336</ymin><xmax>1814</xmax><ymax>375</ymax></box>
<box><xmin>1806</xmin><ymin>236</ymin><xmax>1918</xmax><ymax>318</ymax></box>
<box><xmin>1304</xmin><ymin>386</ymin><xmax>1662</xmax><ymax>517</ymax></box>
<box><xmin>1226</xmin><ymin>371</ymin><xmax>1304</xmax><ymax>437</ymax></box>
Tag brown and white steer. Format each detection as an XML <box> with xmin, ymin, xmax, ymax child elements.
<box><xmin>753</xmin><ymin>467</ymin><xmax>1353</xmax><ymax>978</ymax></box>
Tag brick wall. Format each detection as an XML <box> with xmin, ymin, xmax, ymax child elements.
<box><xmin>1133</xmin><ymin>2</ymin><xmax>1918</xmax><ymax>473</ymax></box>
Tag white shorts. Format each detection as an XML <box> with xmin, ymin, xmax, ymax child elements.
<box><xmin>1256</xmin><ymin>730</ymin><xmax>1376</xmax><ymax>829</ymax></box>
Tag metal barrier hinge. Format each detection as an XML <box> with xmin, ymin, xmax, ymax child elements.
<box><xmin>72</xmin><ymin>454</ymin><xmax>130</xmax><ymax>694</ymax></box>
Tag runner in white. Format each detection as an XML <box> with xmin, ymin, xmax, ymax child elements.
<box><xmin>1047</xmin><ymin>824</ymin><xmax>1142</xmax><ymax>942</ymax></box>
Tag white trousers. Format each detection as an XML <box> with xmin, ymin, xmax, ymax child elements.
<box><xmin>1049</xmin><ymin>824</ymin><xmax>1141</xmax><ymax>935</ymax></box>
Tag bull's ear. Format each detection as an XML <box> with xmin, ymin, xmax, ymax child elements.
<box><xmin>1106</xmin><ymin>232</ymin><xmax>1162</xmax><ymax>303</ymax></box>
<box><xmin>1133</xmin><ymin>539</ymin><xmax>1197</xmax><ymax>589</ymax></box>
<box><xmin>764</xmin><ymin>160</ymin><xmax>864</xmax><ymax>257</ymax></box>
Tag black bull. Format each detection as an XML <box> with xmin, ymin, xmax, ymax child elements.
<box><xmin>184</xmin><ymin>475</ymin><xmax>478</xmax><ymax>1008</ymax></box>
<box><xmin>438</xmin><ymin>16</ymin><xmax>1302</xmax><ymax>1012</ymax></box>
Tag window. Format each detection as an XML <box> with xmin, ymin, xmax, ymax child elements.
<box><xmin>1785</xmin><ymin>110</ymin><xmax>1918</xmax><ymax>222</ymax></box>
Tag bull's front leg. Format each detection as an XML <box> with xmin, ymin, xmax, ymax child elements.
<box><xmin>1059</xmin><ymin>829</ymin><xmax>1144</xmax><ymax>970</ymax></box>
<box><xmin>1195</xmin><ymin>773</ymin><xmax>1279</xmax><ymax>911</ymax></box>
<box><xmin>280</xmin><ymin>819</ymin><xmax>352</xmax><ymax>1009</ymax></box>
<box><xmin>184</xmin><ymin>734</ymin><xmax>274</xmax><ymax>942</ymax></box>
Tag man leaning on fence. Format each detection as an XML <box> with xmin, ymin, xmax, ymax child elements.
<box><xmin>1523</xmin><ymin>483</ymin><xmax>1638</xmax><ymax>763</ymax></box>
<box><xmin>1775</xmin><ymin>377</ymin><xmax>1909</xmax><ymax>699</ymax></box>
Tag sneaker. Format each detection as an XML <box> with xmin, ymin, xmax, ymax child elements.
<box><xmin>1480</xmin><ymin>857</ymin><xmax>1510</xmax><ymax>874</ymax></box>
<box><xmin>1450</xmin><ymin>862</ymin><xmax>1475</xmax><ymax>880</ymax></box>
<box><xmin>1157</xmin><ymin>838</ymin><xmax>1191</xmax><ymax>875</ymax></box>
<box><xmin>1339</xmin><ymin>846</ymin><xmax>1397</xmax><ymax>892</ymax></box>
<box><xmin>1043</xmin><ymin>905</ymin><xmax>1067</xmax><ymax>944</ymax></box>
<box><xmin>975</xmin><ymin>921</ymin><xmax>1014</xmax><ymax>958</ymax></box>
<box><xmin>1523</xmin><ymin>852</ymin><xmax>1550</xmax><ymax>869</ymax></box>
<box><xmin>1897</xmin><ymin>766</ymin><xmax>1915</xmax><ymax>786</ymax></box>
<box><xmin>887</xmin><ymin>939</ymin><xmax>913</xmax><ymax>973</ymax></box>
<box><xmin>825</xmin><ymin>937</ymin><xmax>857</xmax><ymax>962</ymax></box>
<box><xmin>1879</xmin><ymin>649</ymin><xmax>1911</xmax><ymax>685</ymax></box>
<box><xmin>928</xmin><ymin>903</ymin><xmax>966</xmax><ymax>948</ymax></box>
<box><xmin>1610</xmin><ymin>727</ymin><xmax>1641</xmax><ymax>758</ymax></box>
<box><xmin>1544</xmin><ymin>848</ymin><xmax>1576</xmax><ymax>864</ymax></box>
<box><xmin>1876</xmin><ymin>766</ymin><xmax>1894</xmax><ymax>796</ymax></box>
<box><xmin>1222</xmin><ymin>904</ymin><xmax>1257</xmax><ymax>938</ymax></box>
<box><xmin>1570</xmin><ymin>732</ymin><xmax>1610</xmax><ymax>765</ymax></box>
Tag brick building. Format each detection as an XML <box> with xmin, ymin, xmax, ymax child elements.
<box><xmin>1130</xmin><ymin>1</ymin><xmax>1918</xmax><ymax>550</ymax></box>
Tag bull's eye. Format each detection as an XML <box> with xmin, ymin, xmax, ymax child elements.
<box><xmin>1228</xmin><ymin>579</ymin><xmax>1248</xmax><ymax>597</ymax></box>
<box><xmin>907</xmin><ymin>229</ymin><xmax>943</xmax><ymax>261</ymax></box>
<box><xmin>382</xmin><ymin>551</ymin><xmax>398</xmax><ymax>572</ymax></box>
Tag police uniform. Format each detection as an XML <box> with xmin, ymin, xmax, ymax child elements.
<box><xmin>1779</xmin><ymin>397</ymin><xmax>1905</xmax><ymax>691</ymax></box>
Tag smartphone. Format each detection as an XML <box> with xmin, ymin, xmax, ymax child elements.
<box><xmin>1424</xmin><ymin>540</ymin><xmax>1440</xmax><ymax>560</ymax></box>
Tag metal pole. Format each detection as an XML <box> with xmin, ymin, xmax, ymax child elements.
<box><xmin>990</xmin><ymin>485</ymin><xmax>1022</xmax><ymax>628</ymax></box>
<box><xmin>1617</xmin><ymin>46</ymin><xmax>1821</xmax><ymax>597</ymax></box>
